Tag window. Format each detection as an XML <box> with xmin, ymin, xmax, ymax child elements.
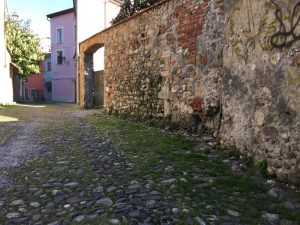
<box><xmin>57</xmin><ymin>28</ymin><xmax>63</xmax><ymax>44</ymax></box>
<box><xmin>57</xmin><ymin>50</ymin><xmax>63</xmax><ymax>65</ymax></box>
<box><xmin>47</xmin><ymin>62</ymin><xmax>51</xmax><ymax>71</ymax></box>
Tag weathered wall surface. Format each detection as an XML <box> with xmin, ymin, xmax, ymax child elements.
<box><xmin>80</xmin><ymin>0</ymin><xmax>214</xmax><ymax>117</ymax></box>
<box><xmin>79</xmin><ymin>0</ymin><xmax>300</xmax><ymax>186</ymax></box>
<box><xmin>221</xmin><ymin>0</ymin><xmax>300</xmax><ymax>185</ymax></box>
<box><xmin>0</xmin><ymin>0</ymin><xmax>14</xmax><ymax>105</ymax></box>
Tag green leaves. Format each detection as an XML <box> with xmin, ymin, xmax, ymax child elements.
<box><xmin>5</xmin><ymin>16</ymin><xmax>44</xmax><ymax>78</ymax></box>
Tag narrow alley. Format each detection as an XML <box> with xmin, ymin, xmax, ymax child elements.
<box><xmin>0</xmin><ymin>104</ymin><xmax>299</xmax><ymax>225</ymax></box>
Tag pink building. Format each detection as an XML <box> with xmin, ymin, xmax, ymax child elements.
<box><xmin>47</xmin><ymin>8</ymin><xmax>76</xmax><ymax>103</ymax></box>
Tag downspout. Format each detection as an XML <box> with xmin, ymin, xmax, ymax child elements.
<box><xmin>4</xmin><ymin>0</ymin><xmax>7</xmax><ymax>68</ymax></box>
<box><xmin>73</xmin><ymin>0</ymin><xmax>79</xmax><ymax>104</ymax></box>
<box><xmin>75</xmin><ymin>5</ymin><xmax>79</xmax><ymax>104</ymax></box>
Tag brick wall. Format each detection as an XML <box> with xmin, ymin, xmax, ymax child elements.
<box><xmin>79</xmin><ymin>0</ymin><xmax>300</xmax><ymax>186</ymax></box>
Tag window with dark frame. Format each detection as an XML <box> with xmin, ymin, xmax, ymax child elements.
<box><xmin>57</xmin><ymin>28</ymin><xmax>63</xmax><ymax>44</ymax></box>
<box><xmin>57</xmin><ymin>50</ymin><xmax>63</xmax><ymax>65</ymax></box>
<box><xmin>47</xmin><ymin>62</ymin><xmax>51</xmax><ymax>71</ymax></box>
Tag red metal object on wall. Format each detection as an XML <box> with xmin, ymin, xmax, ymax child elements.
<box><xmin>191</xmin><ymin>96</ymin><xmax>202</xmax><ymax>112</ymax></box>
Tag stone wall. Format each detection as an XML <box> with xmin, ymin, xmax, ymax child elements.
<box><xmin>79</xmin><ymin>0</ymin><xmax>300</xmax><ymax>186</ymax></box>
<box><xmin>221</xmin><ymin>0</ymin><xmax>300</xmax><ymax>185</ymax></box>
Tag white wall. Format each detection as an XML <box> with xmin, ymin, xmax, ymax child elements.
<box><xmin>94</xmin><ymin>47</ymin><xmax>105</xmax><ymax>71</ymax></box>
<box><xmin>76</xmin><ymin>0</ymin><xmax>120</xmax><ymax>70</ymax></box>
<box><xmin>0</xmin><ymin>51</ymin><xmax>14</xmax><ymax>105</ymax></box>
<box><xmin>0</xmin><ymin>0</ymin><xmax>14</xmax><ymax>105</ymax></box>
<box><xmin>105</xmin><ymin>1</ymin><xmax>120</xmax><ymax>28</ymax></box>
<box><xmin>76</xmin><ymin>0</ymin><xmax>120</xmax><ymax>43</ymax></box>
<box><xmin>75</xmin><ymin>0</ymin><xmax>120</xmax><ymax>102</ymax></box>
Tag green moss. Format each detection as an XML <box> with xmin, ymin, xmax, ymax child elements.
<box><xmin>129</xmin><ymin>78</ymin><xmax>142</xmax><ymax>91</ymax></box>
<box><xmin>286</xmin><ymin>67</ymin><xmax>300</xmax><ymax>86</ymax></box>
<box><xmin>87</xmin><ymin>113</ymin><xmax>300</xmax><ymax>224</ymax></box>
<box><xmin>285</xmin><ymin>67</ymin><xmax>300</xmax><ymax>97</ymax></box>
<box><xmin>224</xmin><ymin>145</ymin><xmax>240</xmax><ymax>159</ymax></box>
<box><xmin>106</xmin><ymin>111</ymin><xmax>179</xmax><ymax>132</ymax></box>
<box><xmin>255</xmin><ymin>160</ymin><xmax>269</xmax><ymax>177</ymax></box>
<box><xmin>149</xmin><ymin>74</ymin><xmax>162</xmax><ymax>89</ymax></box>
<box><xmin>1</xmin><ymin>106</ymin><xmax>299</xmax><ymax>225</ymax></box>
<box><xmin>240</xmin><ymin>154</ymin><xmax>253</xmax><ymax>167</ymax></box>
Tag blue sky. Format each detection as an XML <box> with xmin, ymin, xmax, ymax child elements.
<box><xmin>6</xmin><ymin>0</ymin><xmax>73</xmax><ymax>38</ymax></box>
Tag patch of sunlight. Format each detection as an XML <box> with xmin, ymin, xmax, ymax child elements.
<box><xmin>0</xmin><ymin>115</ymin><xmax>19</xmax><ymax>122</ymax></box>
<box><xmin>17</xmin><ymin>104</ymin><xmax>46</xmax><ymax>108</ymax></box>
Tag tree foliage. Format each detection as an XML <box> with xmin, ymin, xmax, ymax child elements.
<box><xmin>5</xmin><ymin>16</ymin><xmax>44</xmax><ymax>78</ymax></box>
<box><xmin>112</xmin><ymin>0</ymin><xmax>161</xmax><ymax>24</ymax></box>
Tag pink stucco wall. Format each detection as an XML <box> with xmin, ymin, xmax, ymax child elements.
<box><xmin>52</xmin><ymin>79</ymin><xmax>75</xmax><ymax>101</ymax></box>
<box><xmin>49</xmin><ymin>9</ymin><xmax>76</xmax><ymax>102</ymax></box>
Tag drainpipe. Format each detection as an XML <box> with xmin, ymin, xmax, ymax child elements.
<box><xmin>4</xmin><ymin>0</ymin><xmax>7</xmax><ymax>68</ymax></box>
<box><xmin>74</xmin><ymin>1</ymin><xmax>79</xmax><ymax>104</ymax></box>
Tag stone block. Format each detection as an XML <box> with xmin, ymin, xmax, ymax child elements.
<box><xmin>161</xmin><ymin>71</ymin><xmax>169</xmax><ymax>77</ymax></box>
<box><xmin>158</xmin><ymin>86</ymin><xmax>170</xmax><ymax>100</ymax></box>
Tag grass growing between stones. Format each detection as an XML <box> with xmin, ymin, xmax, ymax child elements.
<box><xmin>0</xmin><ymin>105</ymin><xmax>26</xmax><ymax>146</ymax></box>
<box><xmin>0</xmin><ymin>105</ymin><xmax>112</xmax><ymax>224</ymax></box>
<box><xmin>0</xmin><ymin>105</ymin><xmax>299</xmax><ymax>225</ymax></box>
<box><xmin>2</xmin><ymin>122</ymin><xmax>120</xmax><ymax>223</ymax></box>
<box><xmin>88</xmin><ymin>113</ymin><xmax>300</xmax><ymax>225</ymax></box>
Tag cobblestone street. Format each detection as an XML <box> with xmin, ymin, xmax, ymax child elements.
<box><xmin>0</xmin><ymin>104</ymin><xmax>299</xmax><ymax>225</ymax></box>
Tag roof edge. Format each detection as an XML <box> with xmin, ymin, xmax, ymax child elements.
<box><xmin>47</xmin><ymin>8</ymin><xmax>74</xmax><ymax>19</ymax></box>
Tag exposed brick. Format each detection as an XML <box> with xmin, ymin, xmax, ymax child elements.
<box><xmin>78</xmin><ymin>0</ymin><xmax>299</xmax><ymax>186</ymax></box>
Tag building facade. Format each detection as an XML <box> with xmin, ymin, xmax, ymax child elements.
<box><xmin>73</xmin><ymin>0</ymin><xmax>121</xmax><ymax>104</ymax></box>
<box><xmin>43</xmin><ymin>53</ymin><xmax>52</xmax><ymax>101</ymax></box>
<box><xmin>0</xmin><ymin>0</ymin><xmax>14</xmax><ymax>105</ymax></box>
<box><xmin>73</xmin><ymin>0</ymin><xmax>121</xmax><ymax>44</ymax></box>
<box><xmin>47</xmin><ymin>8</ymin><xmax>76</xmax><ymax>103</ymax></box>
<box><xmin>20</xmin><ymin>61</ymin><xmax>45</xmax><ymax>101</ymax></box>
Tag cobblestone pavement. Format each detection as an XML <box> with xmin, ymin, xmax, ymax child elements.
<box><xmin>0</xmin><ymin>104</ymin><xmax>299</xmax><ymax>225</ymax></box>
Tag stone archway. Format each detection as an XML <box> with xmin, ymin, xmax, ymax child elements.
<box><xmin>82</xmin><ymin>43</ymin><xmax>104</xmax><ymax>108</ymax></box>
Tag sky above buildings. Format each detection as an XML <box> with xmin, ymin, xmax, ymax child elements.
<box><xmin>6</xmin><ymin>0</ymin><xmax>73</xmax><ymax>39</ymax></box>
